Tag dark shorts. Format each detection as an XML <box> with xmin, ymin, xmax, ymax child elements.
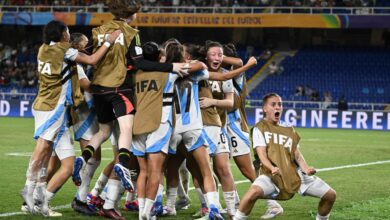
<box><xmin>92</xmin><ymin>85</ymin><xmax>136</xmax><ymax>124</ymax></box>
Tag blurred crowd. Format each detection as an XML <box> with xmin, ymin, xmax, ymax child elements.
<box><xmin>0</xmin><ymin>42</ymin><xmax>38</xmax><ymax>89</ymax></box>
<box><xmin>0</xmin><ymin>0</ymin><xmax>378</xmax><ymax>7</ymax></box>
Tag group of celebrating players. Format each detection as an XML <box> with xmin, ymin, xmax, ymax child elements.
<box><xmin>20</xmin><ymin>0</ymin><xmax>337</xmax><ymax>219</ymax></box>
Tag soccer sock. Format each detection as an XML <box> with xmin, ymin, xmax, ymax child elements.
<box><xmin>234</xmin><ymin>190</ymin><xmax>240</xmax><ymax>208</ymax></box>
<box><xmin>196</xmin><ymin>188</ymin><xmax>207</xmax><ymax>207</ymax></box>
<box><xmin>142</xmin><ymin>198</ymin><xmax>154</xmax><ymax>218</ymax></box>
<box><xmin>316</xmin><ymin>213</ymin><xmax>330</xmax><ymax>220</ymax></box>
<box><xmin>81</xmin><ymin>145</ymin><xmax>95</xmax><ymax>162</ymax></box>
<box><xmin>166</xmin><ymin>187</ymin><xmax>178</xmax><ymax>208</ymax></box>
<box><xmin>118</xmin><ymin>148</ymin><xmax>131</xmax><ymax>169</ymax></box>
<box><xmin>233</xmin><ymin>210</ymin><xmax>248</xmax><ymax>220</ymax></box>
<box><xmin>91</xmin><ymin>173</ymin><xmax>108</xmax><ymax>196</ymax></box>
<box><xmin>102</xmin><ymin>179</ymin><xmax>121</xmax><ymax>210</ymax></box>
<box><xmin>34</xmin><ymin>182</ymin><xmax>47</xmax><ymax>204</ymax></box>
<box><xmin>138</xmin><ymin>197</ymin><xmax>145</xmax><ymax>219</ymax></box>
<box><xmin>125</xmin><ymin>184</ymin><xmax>137</xmax><ymax>202</ymax></box>
<box><xmin>223</xmin><ymin>191</ymin><xmax>236</xmax><ymax>216</ymax></box>
<box><xmin>138</xmin><ymin>198</ymin><xmax>145</xmax><ymax>214</ymax></box>
<box><xmin>78</xmin><ymin>158</ymin><xmax>100</xmax><ymax>202</ymax></box>
<box><xmin>114</xmin><ymin>184</ymin><xmax>125</xmax><ymax>210</ymax></box>
<box><xmin>155</xmin><ymin>184</ymin><xmax>164</xmax><ymax>204</ymax></box>
<box><xmin>43</xmin><ymin>190</ymin><xmax>55</xmax><ymax>211</ymax></box>
<box><xmin>266</xmin><ymin>199</ymin><xmax>281</xmax><ymax>208</ymax></box>
<box><xmin>24</xmin><ymin>180</ymin><xmax>37</xmax><ymax>208</ymax></box>
<box><xmin>206</xmin><ymin>191</ymin><xmax>221</xmax><ymax>211</ymax></box>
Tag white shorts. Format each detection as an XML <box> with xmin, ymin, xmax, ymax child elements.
<box><xmin>253</xmin><ymin>171</ymin><xmax>331</xmax><ymax>199</ymax></box>
<box><xmin>169</xmin><ymin>129</ymin><xmax>207</xmax><ymax>154</ymax></box>
<box><xmin>203</xmin><ymin>126</ymin><xmax>229</xmax><ymax>155</ymax></box>
<box><xmin>226</xmin><ymin>121</ymin><xmax>251</xmax><ymax>157</ymax></box>
<box><xmin>33</xmin><ymin>105</ymin><xmax>67</xmax><ymax>142</ymax></box>
<box><xmin>34</xmin><ymin>106</ymin><xmax>75</xmax><ymax>160</ymax></box>
<box><xmin>132</xmin><ymin>122</ymin><xmax>173</xmax><ymax>156</ymax></box>
<box><xmin>52</xmin><ymin>126</ymin><xmax>75</xmax><ymax>160</ymax></box>
<box><xmin>73</xmin><ymin>104</ymin><xmax>99</xmax><ymax>141</ymax></box>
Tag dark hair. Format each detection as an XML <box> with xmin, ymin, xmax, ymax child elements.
<box><xmin>223</xmin><ymin>43</ymin><xmax>238</xmax><ymax>58</ymax></box>
<box><xmin>109</xmin><ymin>0</ymin><xmax>141</xmax><ymax>19</ymax></box>
<box><xmin>262</xmin><ymin>93</ymin><xmax>281</xmax><ymax>106</ymax></box>
<box><xmin>70</xmin><ymin>33</ymin><xmax>86</xmax><ymax>50</ymax></box>
<box><xmin>162</xmin><ymin>38</ymin><xmax>180</xmax><ymax>49</ymax></box>
<box><xmin>43</xmin><ymin>20</ymin><xmax>67</xmax><ymax>44</ymax></box>
<box><xmin>205</xmin><ymin>40</ymin><xmax>223</xmax><ymax>53</ymax></box>
<box><xmin>165</xmin><ymin>42</ymin><xmax>184</xmax><ymax>63</ymax></box>
<box><xmin>142</xmin><ymin>41</ymin><xmax>160</xmax><ymax>62</ymax></box>
<box><xmin>183</xmin><ymin>43</ymin><xmax>203</xmax><ymax>61</ymax></box>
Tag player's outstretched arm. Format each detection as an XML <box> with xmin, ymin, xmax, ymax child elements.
<box><xmin>223</xmin><ymin>55</ymin><xmax>243</xmax><ymax>68</ymax></box>
<box><xmin>208</xmin><ymin>56</ymin><xmax>257</xmax><ymax>81</ymax></box>
<box><xmin>187</xmin><ymin>60</ymin><xmax>207</xmax><ymax>73</ymax></box>
<box><xmin>295</xmin><ymin>148</ymin><xmax>316</xmax><ymax>175</ymax></box>
<box><xmin>199</xmin><ymin>92</ymin><xmax>234</xmax><ymax>109</ymax></box>
<box><xmin>76</xmin><ymin>30</ymin><xmax>121</xmax><ymax>65</ymax></box>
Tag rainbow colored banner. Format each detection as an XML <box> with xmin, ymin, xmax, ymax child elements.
<box><xmin>0</xmin><ymin>12</ymin><xmax>389</xmax><ymax>28</ymax></box>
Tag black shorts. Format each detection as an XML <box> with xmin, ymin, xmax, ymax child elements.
<box><xmin>92</xmin><ymin>85</ymin><xmax>136</xmax><ymax>124</ymax></box>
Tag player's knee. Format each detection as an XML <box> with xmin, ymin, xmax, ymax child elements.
<box><xmin>248</xmin><ymin>185</ymin><xmax>264</xmax><ymax>201</ymax></box>
<box><xmin>323</xmin><ymin>188</ymin><xmax>337</xmax><ymax>203</ymax></box>
<box><xmin>217</xmin><ymin>165</ymin><xmax>231</xmax><ymax>177</ymax></box>
<box><xmin>63</xmin><ymin>165</ymin><xmax>73</xmax><ymax>177</ymax></box>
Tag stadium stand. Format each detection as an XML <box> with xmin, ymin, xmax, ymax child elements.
<box><xmin>249</xmin><ymin>46</ymin><xmax>390</xmax><ymax>106</ymax></box>
<box><xmin>0</xmin><ymin>0</ymin><xmax>376</xmax><ymax>7</ymax></box>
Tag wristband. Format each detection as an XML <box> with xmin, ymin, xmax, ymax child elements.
<box><xmin>104</xmin><ymin>41</ymin><xmax>111</xmax><ymax>48</ymax></box>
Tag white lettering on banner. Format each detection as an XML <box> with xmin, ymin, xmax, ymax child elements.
<box><xmin>0</xmin><ymin>100</ymin><xmax>10</xmax><ymax>116</ymax></box>
<box><xmin>327</xmin><ymin>110</ymin><xmax>338</xmax><ymax>128</ymax></box>
<box><xmin>285</xmin><ymin>109</ymin><xmax>297</xmax><ymax>126</ymax></box>
<box><xmin>342</xmin><ymin>111</ymin><xmax>353</xmax><ymax>128</ymax></box>
<box><xmin>372</xmin><ymin>112</ymin><xmax>383</xmax><ymax>130</ymax></box>
<box><xmin>388</xmin><ymin>113</ymin><xmax>390</xmax><ymax>130</ymax></box>
<box><xmin>311</xmin><ymin>110</ymin><xmax>322</xmax><ymax>127</ymax></box>
<box><xmin>301</xmin><ymin>109</ymin><xmax>306</xmax><ymax>127</ymax></box>
<box><xmin>20</xmin><ymin>101</ymin><xmax>29</xmax><ymax>117</ymax></box>
<box><xmin>356</xmin><ymin>112</ymin><xmax>368</xmax><ymax>129</ymax></box>
<box><xmin>255</xmin><ymin>108</ymin><xmax>263</xmax><ymax>123</ymax></box>
<box><xmin>247</xmin><ymin>108</ymin><xmax>388</xmax><ymax>130</ymax></box>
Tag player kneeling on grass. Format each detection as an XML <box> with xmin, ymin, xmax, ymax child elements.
<box><xmin>233</xmin><ymin>93</ymin><xmax>336</xmax><ymax>220</ymax></box>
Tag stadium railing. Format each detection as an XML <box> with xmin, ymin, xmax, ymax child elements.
<box><xmin>1</xmin><ymin>5</ymin><xmax>390</xmax><ymax>15</ymax></box>
<box><xmin>0</xmin><ymin>92</ymin><xmax>36</xmax><ymax>101</ymax></box>
<box><xmin>0</xmin><ymin>92</ymin><xmax>387</xmax><ymax>111</ymax></box>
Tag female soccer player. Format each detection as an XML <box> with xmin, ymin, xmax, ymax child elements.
<box><xmin>21</xmin><ymin>20</ymin><xmax>120</xmax><ymax>216</ymax></box>
<box><xmin>234</xmin><ymin>93</ymin><xmax>336</xmax><ymax>220</ymax></box>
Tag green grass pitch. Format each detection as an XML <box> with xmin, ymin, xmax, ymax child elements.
<box><xmin>1</xmin><ymin>117</ymin><xmax>390</xmax><ymax>219</ymax></box>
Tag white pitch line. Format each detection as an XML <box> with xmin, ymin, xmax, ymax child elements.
<box><xmin>2</xmin><ymin>159</ymin><xmax>390</xmax><ymax>217</ymax></box>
